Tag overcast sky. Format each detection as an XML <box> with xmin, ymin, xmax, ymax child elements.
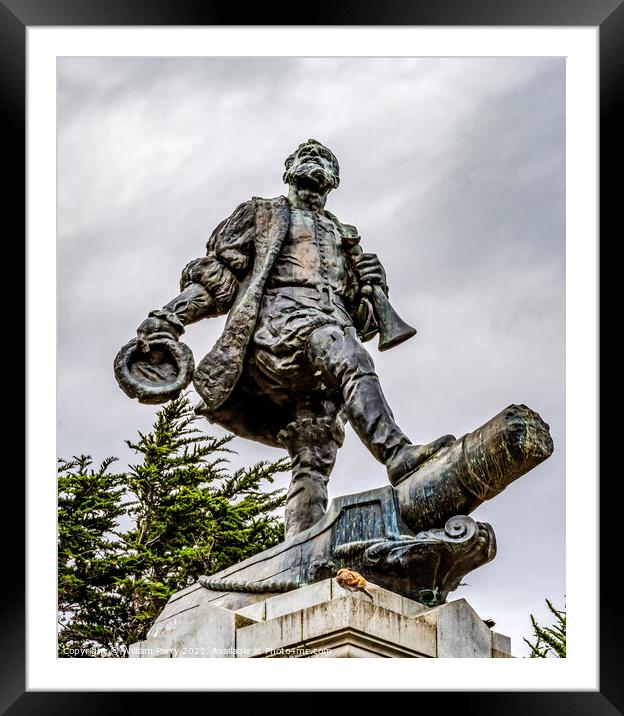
<box><xmin>57</xmin><ymin>56</ymin><xmax>565</xmax><ymax>657</ymax></box>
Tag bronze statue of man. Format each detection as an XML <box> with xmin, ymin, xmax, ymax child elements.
<box><xmin>133</xmin><ymin>139</ymin><xmax>454</xmax><ymax>539</ymax></box>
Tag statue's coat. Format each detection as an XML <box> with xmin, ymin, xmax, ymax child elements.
<box><xmin>188</xmin><ymin>196</ymin><xmax>375</xmax><ymax>447</ymax></box>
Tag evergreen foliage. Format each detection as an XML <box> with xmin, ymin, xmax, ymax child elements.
<box><xmin>523</xmin><ymin>598</ymin><xmax>566</xmax><ymax>658</ymax></box>
<box><xmin>58</xmin><ymin>395</ymin><xmax>289</xmax><ymax>656</ymax></box>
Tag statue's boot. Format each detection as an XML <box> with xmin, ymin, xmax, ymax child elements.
<box><xmin>385</xmin><ymin>435</ymin><xmax>456</xmax><ymax>486</ymax></box>
<box><xmin>307</xmin><ymin>324</ymin><xmax>455</xmax><ymax>489</ymax></box>
<box><xmin>278</xmin><ymin>415</ymin><xmax>343</xmax><ymax>541</ymax></box>
<box><xmin>342</xmin><ymin>372</ymin><xmax>455</xmax><ymax>486</ymax></box>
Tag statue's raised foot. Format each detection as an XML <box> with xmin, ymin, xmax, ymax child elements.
<box><xmin>386</xmin><ymin>434</ymin><xmax>456</xmax><ymax>487</ymax></box>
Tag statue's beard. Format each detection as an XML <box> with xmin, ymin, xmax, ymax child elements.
<box><xmin>289</xmin><ymin>160</ymin><xmax>336</xmax><ymax>193</ymax></box>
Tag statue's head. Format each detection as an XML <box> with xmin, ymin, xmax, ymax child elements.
<box><xmin>283</xmin><ymin>139</ymin><xmax>340</xmax><ymax>194</ymax></box>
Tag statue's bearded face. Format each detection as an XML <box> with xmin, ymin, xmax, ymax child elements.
<box><xmin>283</xmin><ymin>141</ymin><xmax>340</xmax><ymax>193</ymax></box>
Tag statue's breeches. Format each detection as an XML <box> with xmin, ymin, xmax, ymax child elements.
<box><xmin>247</xmin><ymin>292</ymin><xmax>352</xmax><ymax>404</ymax></box>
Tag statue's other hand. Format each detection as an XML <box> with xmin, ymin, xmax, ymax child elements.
<box><xmin>351</xmin><ymin>252</ymin><xmax>387</xmax><ymax>289</ymax></box>
<box><xmin>136</xmin><ymin>312</ymin><xmax>183</xmax><ymax>353</ymax></box>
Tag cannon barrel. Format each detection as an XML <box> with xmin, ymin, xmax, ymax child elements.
<box><xmin>394</xmin><ymin>404</ymin><xmax>554</xmax><ymax>534</ymax></box>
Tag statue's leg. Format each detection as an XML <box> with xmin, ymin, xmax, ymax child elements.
<box><xmin>278</xmin><ymin>409</ymin><xmax>344</xmax><ymax>541</ymax></box>
<box><xmin>307</xmin><ymin>325</ymin><xmax>408</xmax><ymax>461</ymax></box>
<box><xmin>306</xmin><ymin>324</ymin><xmax>454</xmax><ymax>485</ymax></box>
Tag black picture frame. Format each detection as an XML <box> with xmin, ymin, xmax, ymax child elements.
<box><xmin>6</xmin><ymin>0</ymin><xmax>616</xmax><ymax>710</ymax></box>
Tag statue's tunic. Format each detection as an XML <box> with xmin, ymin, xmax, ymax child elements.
<box><xmin>248</xmin><ymin>208</ymin><xmax>354</xmax><ymax>403</ymax></box>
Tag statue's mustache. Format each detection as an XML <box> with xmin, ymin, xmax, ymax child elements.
<box><xmin>291</xmin><ymin>161</ymin><xmax>335</xmax><ymax>188</ymax></box>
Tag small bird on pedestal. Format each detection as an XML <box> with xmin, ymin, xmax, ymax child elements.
<box><xmin>336</xmin><ymin>568</ymin><xmax>374</xmax><ymax>599</ymax></box>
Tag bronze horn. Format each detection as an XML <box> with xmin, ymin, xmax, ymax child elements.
<box><xmin>363</xmin><ymin>283</ymin><xmax>417</xmax><ymax>351</ymax></box>
<box><xmin>344</xmin><ymin>234</ymin><xmax>417</xmax><ymax>351</ymax></box>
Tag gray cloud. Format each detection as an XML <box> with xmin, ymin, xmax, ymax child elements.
<box><xmin>57</xmin><ymin>56</ymin><xmax>565</xmax><ymax>656</ymax></box>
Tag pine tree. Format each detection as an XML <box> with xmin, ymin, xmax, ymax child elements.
<box><xmin>58</xmin><ymin>395</ymin><xmax>289</xmax><ymax>656</ymax></box>
<box><xmin>523</xmin><ymin>598</ymin><xmax>566</xmax><ymax>658</ymax></box>
<box><xmin>57</xmin><ymin>455</ymin><xmax>127</xmax><ymax>656</ymax></box>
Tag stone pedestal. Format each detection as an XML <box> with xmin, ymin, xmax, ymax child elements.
<box><xmin>129</xmin><ymin>578</ymin><xmax>512</xmax><ymax>658</ymax></box>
